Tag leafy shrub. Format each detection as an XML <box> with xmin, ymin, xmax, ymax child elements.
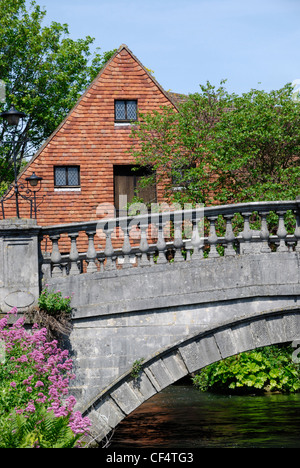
<box><xmin>38</xmin><ymin>285</ymin><xmax>72</xmax><ymax>315</ymax></box>
<box><xmin>192</xmin><ymin>345</ymin><xmax>300</xmax><ymax>394</ymax></box>
<box><xmin>0</xmin><ymin>307</ymin><xmax>91</xmax><ymax>448</ymax></box>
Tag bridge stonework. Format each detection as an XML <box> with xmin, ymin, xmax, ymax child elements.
<box><xmin>81</xmin><ymin>307</ymin><xmax>300</xmax><ymax>441</ymax></box>
<box><xmin>47</xmin><ymin>251</ymin><xmax>300</xmax><ymax>440</ymax></box>
<box><xmin>0</xmin><ymin>199</ymin><xmax>300</xmax><ymax>440</ymax></box>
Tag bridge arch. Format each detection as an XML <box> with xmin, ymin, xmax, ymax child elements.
<box><xmin>81</xmin><ymin>307</ymin><xmax>300</xmax><ymax>442</ymax></box>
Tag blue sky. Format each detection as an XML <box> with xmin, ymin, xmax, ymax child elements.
<box><xmin>26</xmin><ymin>0</ymin><xmax>299</xmax><ymax>95</ymax></box>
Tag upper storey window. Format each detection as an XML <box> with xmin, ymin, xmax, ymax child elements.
<box><xmin>115</xmin><ymin>100</ymin><xmax>137</xmax><ymax>122</ymax></box>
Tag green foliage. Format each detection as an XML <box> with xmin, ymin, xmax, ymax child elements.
<box><xmin>212</xmin><ymin>84</ymin><xmax>300</xmax><ymax>203</ymax></box>
<box><xmin>130</xmin><ymin>81</ymin><xmax>300</xmax><ymax>205</ymax></box>
<box><xmin>38</xmin><ymin>285</ymin><xmax>72</xmax><ymax>316</ymax></box>
<box><xmin>131</xmin><ymin>358</ymin><xmax>144</xmax><ymax>379</ymax></box>
<box><xmin>0</xmin><ymin>0</ymin><xmax>116</xmax><ymax>184</ymax></box>
<box><xmin>192</xmin><ymin>345</ymin><xmax>300</xmax><ymax>394</ymax></box>
<box><xmin>0</xmin><ymin>407</ymin><xmax>81</xmax><ymax>448</ymax></box>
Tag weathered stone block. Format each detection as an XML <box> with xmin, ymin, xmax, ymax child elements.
<box><xmin>266</xmin><ymin>314</ymin><xmax>287</xmax><ymax>344</ymax></box>
<box><xmin>128</xmin><ymin>372</ymin><xmax>156</xmax><ymax>402</ymax></box>
<box><xmin>250</xmin><ymin>319</ymin><xmax>272</xmax><ymax>348</ymax></box>
<box><xmin>144</xmin><ymin>359</ymin><xmax>174</xmax><ymax>391</ymax></box>
<box><xmin>110</xmin><ymin>382</ymin><xmax>142</xmax><ymax>415</ymax></box>
<box><xmin>283</xmin><ymin>313</ymin><xmax>300</xmax><ymax>342</ymax></box>
<box><xmin>231</xmin><ymin>321</ymin><xmax>255</xmax><ymax>353</ymax></box>
<box><xmin>88</xmin><ymin>395</ymin><xmax>125</xmax><ymax>440</ymax></box>
<box><xmin>162</xmin><ymin>351</ymin><xmax>188</xmax><ymax>382</ymax></box>
<box><xmin>214</xmin><ymin>328</ymin><xmax>238</xmax><ymax>358</ymax></box>
<box><xmin>0</xmin><ymin>219</ymin><xmax>41</xmax><ymax>312</ymax></box>
<box><xmin>179</xmin><ymin>335</ymin><xmax>221</xmax><ymax>373</ymax></box>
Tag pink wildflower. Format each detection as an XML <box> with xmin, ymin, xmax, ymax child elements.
<box><xmin>25</xmin><ymin>402</ymin><xmax>36</xmax><ymax>413</ymax></box>
<box><xmin>34</xmin><ymin>380</ymin><xmax>44</xmax><ymax>388</ymax></box>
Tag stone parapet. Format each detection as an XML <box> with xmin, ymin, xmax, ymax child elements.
<box><xmin>0</xmin><ymin>218</ymin><xmax>41</xmax><ymax>312</ymax></box>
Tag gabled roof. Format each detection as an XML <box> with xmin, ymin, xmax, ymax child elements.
<box><xmin>16</xmin><ymin>44</ymin><xmax>184</xmax><ymax>180</ymax></box>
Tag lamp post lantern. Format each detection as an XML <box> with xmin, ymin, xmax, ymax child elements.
<box><xmin>0</xmin><ymin>106</ymin><xmax>26</xmax><ymax>126</ymax></box>
<box><xmin>25</xmin><ymin>172</ymin><xmax>43</xmax><ymax>219</ymax></box>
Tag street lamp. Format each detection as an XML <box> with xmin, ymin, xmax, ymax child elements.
<box><xmin>1</xmin><ymin>106</ymin><xmax>43</xmax><ymax>219</ymax></box>
<box><xmin>25</xmin><ymin>172</ymin><xmax>43</xmax><ymax>219</ymax></box>
<box><xmin>1</xmin><ymin>106</ymin><xmax>26</xmax><ymax>126</ymax></box>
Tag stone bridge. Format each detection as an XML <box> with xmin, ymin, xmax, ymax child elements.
<box><xmin>0</xmin><ymin>199</ymin><xmax>300</xmax><ymax>440</ymax></box>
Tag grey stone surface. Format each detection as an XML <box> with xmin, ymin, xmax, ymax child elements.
<box><xmin>231</xmin><ymin>322</ymin><xmax>255</xmax><ymax>353</ymax></box>
<box><xmin>0</xmin><ymin>218</ymin><xmax>41</xmax><ymax>312</ymax></box>
<box><xmin>110</xmin><ymin>382</ymin><xmax>142</xmax><ymax>415</ymax></box>
<box><xmin>179</xmin><ymin>335</ymin><xmax>222</xmax><ymax>373</ymax></box>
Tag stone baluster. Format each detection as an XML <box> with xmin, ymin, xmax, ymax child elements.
<box><xmin>69</xmin><ymin>233</ymin><xmax>80</xmax><ymax>275</ymax></box>
<box><xmin>259</xmin><ymin>211</ymin><xmax>271</xmax><ymax>253</ymax></box>
<box><xmin>241</xmin><ymin>212</ymin><xmax>252</xmax><ymax>254</ymax></box>
<box><xmin>156</xmin><ymin>217</ymin><xmax>167</xmax><ymax>264</ymax></box>
<box><xmin>61</xmin><ymin>263</ymin><xmax>68</xmax><ymax>277</ymax></box>
<box><xmin>149</xmin><ymin>250</ymin><xmax>155</xmax><ymax>266</ymax></box>
<box><xmin>207</xmin><ymin>216</ymin><xmax>219</xmax><ymax>258</ymax></box>
<box><xmin>294</xmin><ymin>208</ymin><xmax>300</xmax><ymax>253</ymax></box>
<box><xmin>49</xmin><ymin>234</ymin><xmax>62</xmax><ymax>277</ymax></box>
<box><xmin>139</xmin><ymin>221</ymin><xmax>150</xmax><ymax>266</ymax></box>
<box><xmin>224</xmin><ymin>214</ymin><xmax>236</xmax><ymax>256</ymax></box>
<box><xmin>276</xmin><ymin>211</ymin><xmax>288</xmax><ymax>252</ymax></box>
<box><xmin>98</xmin><ymin>255</ymin><xmax>105</xmax><ymax>272</ymax></box>
<box><xmin>121</xmin><ymin>221</ymin><xmax>132</xmax><ymax>268</ymax></box>
<box><xmin>173</xmin><ymin>218</ymin><xmax>184</xmax><ymax>262</ymax></box>
<box><xmin>191</xmin><ymin>215</ymin><xmax>203</xmax><ymax>260</ymax></box>
<box><xmin>86</xmin><ymin>230</ymin><xmax>98</xmax><ymax>273</ymax></box>
<box><xmin>104</xmin><ymin>227</ymin><xmax>116</xmax><ymax>270</ymax></box>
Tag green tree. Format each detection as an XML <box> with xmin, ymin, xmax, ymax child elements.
<box><xmin>0</xmin><ymin>0</ymin><xmax>115</xmax><ymax>191</ymax></box>
<box><xmin>130</xmin><ymin>81</ymin><xmax>300</xmax><ymax>205</ymax></box>
<box><xmin>131</xmin><ymin>81</ymin><xmax>231</xmax><ymax>205</ymax></box>
<box><xmin>214</xmin><ymin>83</ymin><xmax>300</xmax><ymax>203</ymax></box>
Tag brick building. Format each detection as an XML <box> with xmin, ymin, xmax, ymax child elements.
<box><xmin>1</xmin><ymin>44</ymin><xmax>184</xmax><ymax>226</ymax></box>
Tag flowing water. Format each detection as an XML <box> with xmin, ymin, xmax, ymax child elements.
<box><xmin>110</xmin><ymin>384</ymin><xmax>300</xmax><ymax>448</ymax></box>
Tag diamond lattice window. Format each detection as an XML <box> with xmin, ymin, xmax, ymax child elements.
<box><xmin>115</xmin><ymin>100</ymin><xmax>137</xmax><ymax>122</ymax></box>
<box><xmin>54</xmin><ymin>166</ymin><xmax>80</xmax><ymax>187</ymax></box>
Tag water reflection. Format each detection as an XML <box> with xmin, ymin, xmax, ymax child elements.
<box><xmin>111</xmin><ymin>385</ymin><xmax>300</xmax><ymax>448</ymax></box>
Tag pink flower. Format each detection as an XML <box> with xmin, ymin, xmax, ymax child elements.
<box><xmin>25</xmin><ymin>402</ymin><xmax>36</xmax><ymax>413</ymax></box>
<box><xmin>35</xmin><ymin>380</ymin><xmax>44</xmax><ymax>388</ymax></box>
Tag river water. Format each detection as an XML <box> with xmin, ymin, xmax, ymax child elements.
<box><xmin>110</xmin><ymin>384</ymin><xmax>300</xmax><ymax>448</ymax></box>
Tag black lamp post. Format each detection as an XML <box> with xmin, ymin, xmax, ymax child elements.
<box><xmin>25</xmin><ymin>172</ymin><xmax>43</xmax><ymax>219</ymax></box>
<box><xmin>1</xmin><ymin>106</ymin><xmax>43</xmax><ymax>219</ymax></box>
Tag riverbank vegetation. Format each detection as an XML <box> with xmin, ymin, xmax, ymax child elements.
<box><xmin>192</xmin><ymin>344</ymin><xmax>300</xmax><ymax>395</ymax></box>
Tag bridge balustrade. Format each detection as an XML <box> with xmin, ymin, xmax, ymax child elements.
<box><xmin>40</xmin><ymin>199</ymin><xmax>300</xmax><ymax>278</ymax></box>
